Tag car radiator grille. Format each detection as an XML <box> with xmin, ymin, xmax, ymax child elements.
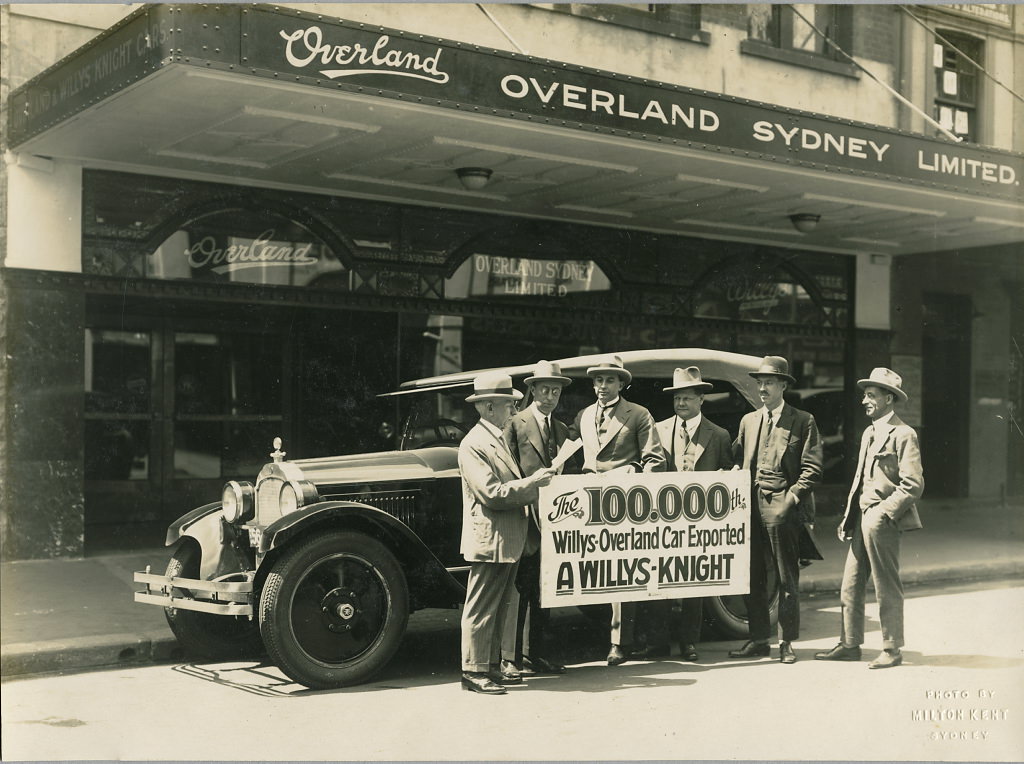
<box><xmin>256</xmin><ymin>477</ymin><xmax>284</xmax><ymax>526</ymax></box>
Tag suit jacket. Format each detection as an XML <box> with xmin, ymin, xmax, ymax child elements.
<box><xmin>458</xmin><ymin>421</ymin><xmax>538</xmax><ymax>563</ymax></box>
<box><xmin>841</xmin><ymin>413</ymin><xmax>924</xmax><ymax>535</ymax></box>
<box><xmin>572</xmin><ymin>398</ymin><xmax>666</xmax><ymax>474</ymax></box>
<box><xmin>656</xmin><ymin>415</ymin><xmax>734</xmax><ymax>472</ymax></box>
<box><xmin>505</xmin><ymin>406</ymin><xmax>570</xmax><ymax>477</ymax></box>
<box><xmin>733</xmin><ymin>403</ymin><xmax>823</xmax><ymax>522</ymax></box>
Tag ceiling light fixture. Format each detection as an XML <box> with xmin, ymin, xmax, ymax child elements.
<box><xmin>455</xmin><ymin>167</ymin><xmax>493</xmax><ymax>191</ymax></box>
<box><xmin>789</xmin><ymin>213</ymin><xmax>821</xmax><ymax>234</ymax></box>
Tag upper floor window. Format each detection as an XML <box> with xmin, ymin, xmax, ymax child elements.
<box><xmin>533</xmin><ymin>3</ymin><xmax>705</xmax><ymax>41</ymax></box>
<box><xmin>933</xmin><ymin>31</ymin><xmax>982</xmax><ymax>142</ymax></box>
<box><xmin>748</xmin><ymin>4</ymin><xmax>852</xmax><ymax>60</ymax></box>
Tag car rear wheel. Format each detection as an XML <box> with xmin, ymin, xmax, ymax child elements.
<box><xmin>703</xmin><ymin>558</ymin><xmax>780</xmax><ymax>640</ymax></box>
<box><xmin>259</xmin><ymin>530</ymin><xmax>409</xmax><ymax>690</ymax></box>
<box><xmin>163</xmin><ymin>541</ymin><xmax>264</xmax><ymax>659</ymax></box>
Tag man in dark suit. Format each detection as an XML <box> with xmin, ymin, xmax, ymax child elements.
<box><xmin>635</xmin><ymin>366</ymin><xmax>734</xmax><ymax>662</ymax></box>
<box><xmin>572</xmin><ymin>354</ymin><xmax>666</xmax><ymax>666</ymax></box>
<box><xmin>816</xmin><ymin>367</ymin><xmax>923</xmax><ymax>669</ymax></box>
<box><xmin>500</xmin><ymin>360</ymin><xmax>573</xmax><ymax>678</ymax></box>
<box><xmin>459</xmin><ymin>371</ymin><xmax>555</xmax><ymax>695</ymax></box>
<box><xmin>728</xmin><ymin>355</ymin><xmax>822</xmax><ymax>664</ymax></box>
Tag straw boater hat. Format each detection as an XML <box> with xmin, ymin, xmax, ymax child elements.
<box><xmin>465</xmin><ymin>371</ymin><xmax>524</xmax><ymax>403</ymax></box>
<box><xmin>749</xmin><ymin>355</ymin><xmax>797</xmax><ymax>385</ymax></box>
<box><xmin>663</xmin><ymin>366</ymin><xmax>713</xmax><ymax>393</ymax></box>
<box><xmin>524</xmin><ymin>360</ymin><xmax>571</xmax><ymax>386</ymax></box>
<box><xmin>857</xmin><ymin>367</ymin><xmax>908</xmax><ymax>402</ymax></box>
<box><xmin>586</xmin><ymin>354</ymin><xmax>632</xmax><ymax>384</ymax></box>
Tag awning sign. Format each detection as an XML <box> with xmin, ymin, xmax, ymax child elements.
<box><xmin>538</xmin><ymin>470</ymin><xmax>751</xmax><ymax>608</ymax></box>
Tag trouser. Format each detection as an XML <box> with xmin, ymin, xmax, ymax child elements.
<box><xmin>840</xmin><ymin>505</ymin><xmax>904</xmax><ymax>650</ymax></box>
<box><xmin>745</xmin><ymin>494</ymin><xmax>801</xmax><ymax>643</ymax></box>
<box><xmin>500</xmin><ymin>550</ymin><xmax>551</xmax><ymax>662</ymax></box>
<box><xmin>636</xmin><ymin>598</ymin><xmax>704</xmax><ymax>647</ymax></box>
<box><xmin>461</xmin><ymin>560</ymin><xmax>520</xmax><ymax>672</ymax></box>
<box><xmin>610</xmin><ymin>601</ymin><xmax>635</xmax><ymax>647</ymax></box>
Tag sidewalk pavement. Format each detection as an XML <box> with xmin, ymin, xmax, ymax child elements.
<box><xmin>2</xmin><ymin>498</ymin><xmax>1022</xmax><ymax>680</ymax></box>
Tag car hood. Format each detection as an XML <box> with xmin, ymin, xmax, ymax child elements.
<box><xmin>284</xmin><ymin>446</ymin><xmax>460</xmax><ymax>486</ymax></box>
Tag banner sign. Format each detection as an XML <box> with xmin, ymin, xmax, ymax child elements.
<box><xmin>538</xmin><ymin>470</ymin><xmax>750</xmax><ymax>608</ymax></box>
<box><xmin>10</xmin><ymin>5</ymin><xmax>1023</xmax><ymax>201</ymax></box>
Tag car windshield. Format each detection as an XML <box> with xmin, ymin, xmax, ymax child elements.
<box><xmin>396</xmin><ymin>374</ymin><xmax>755</xmax><ymax>451</ymax></box>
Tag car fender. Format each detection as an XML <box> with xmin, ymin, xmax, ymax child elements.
<box><xmin>166</xmin><ymin>502</ymin><xmax>255</xmax><ymax>582</ymax></box>
<box><xmin>259</xmin><ymin>501</ymin><xmax>464</xmax><ymax>607</ymax></box>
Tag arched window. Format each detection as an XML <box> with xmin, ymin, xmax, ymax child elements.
<box><xmin>148</xmin><ymin>207</ymin><xmax>347</xmax><ymax>288</ymax></box>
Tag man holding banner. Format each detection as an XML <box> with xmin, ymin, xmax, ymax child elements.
<box><xmin>728</xmin><ymin>356</ymin><xmax>822</xmax><ymax>665</ymax></box>
<box><xmin>458</xmin><ymin>371</ymin><xmax>556</xmax><ymax>695</ymax></box>
<box><xmin>635</xmin><ymin>366</ymin><xmax>735</xmax><ymax>662</ymax></box>
<box><xmin>500</xmin><ymin>360</ymin><xmax>573</xmax><ymax>678</ymax></box>
<box><xmin>571</xmin><ymin>354</ymin><xmax>666</xmax><ymax>666</ymax></box>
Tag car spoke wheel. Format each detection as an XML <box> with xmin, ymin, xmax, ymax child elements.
<box><xmin>704</xmin><ymin>555</ymin><xmax>780</xmax><ymax>640</ymax></box>
<box><xmin>259</xmin><ymin>530</ymin><xmax>408</xmax><ymax>689</ymax></box>
<box><xmin>163</xmin><ymin>541</ymin><xmax>263</xmax><ymax>659</ymax></box>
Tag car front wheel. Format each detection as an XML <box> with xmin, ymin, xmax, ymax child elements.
<box><xmin>703</xmin><ymin>560</ymin><xmax>780</xmax><ymax>640</ymax></box>
<box><xmin>259</xmin><ymin>530</ymin><xmax>409</xmax><ymax>690</ymax></box>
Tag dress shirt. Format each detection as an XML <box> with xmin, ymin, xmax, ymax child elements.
<box><xmin>678</xmin><ymin>413</ymin><xmax>702</xmax><ymax>441</ymax></box>
<box><xmin>761</xmin><ymin>401</ymin><xmax>785</xmax><ymax>426</ymax></box>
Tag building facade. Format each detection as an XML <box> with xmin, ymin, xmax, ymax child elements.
<box><xmin>1</xmin><ymin>3</ymin><xmax>1021</xmax><ymax>559</ymax></box>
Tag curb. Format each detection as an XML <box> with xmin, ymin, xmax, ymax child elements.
<box><xmin>3</xmin><ymin>562</ymin><xmax>1021</xmax><ymax>679</ymax></box>
<box><xmin>1</xmin><ymin>631</ymin><xmax>180</xmax><ymax>679</ymax></box>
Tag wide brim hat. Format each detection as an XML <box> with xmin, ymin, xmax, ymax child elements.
<box><xmin>466</xmin><ymin>371</ymin><xmax>525</xmax><ymax>402</ymax></box>
<box><xmin>524</xmin><ymin>360</ymin><xmax>572</xmax><ymax>386</ymax></box>
<box><xmin>664</xmin><ymin>366</ymin><xmax>713</xmax><ymax>393</ymax></box>
<box><xmin>749</xmin><ymin>355</ymin><xmax>796</xmax><ymax>385</ymax></box>
<box><xmin>586</xmin><ymin>354</ymin><xmax>632</xmax><ymax>384</ymax></box>
<box><xmin>857</xmin><ymin>367</ymin><xmax>908</xmax><ymax>402</ymax></box>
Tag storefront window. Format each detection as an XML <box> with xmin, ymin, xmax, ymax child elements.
<box><xmin>445</xmin><ymin>253</ymin><xmax>611</xmax><ymax>300</ymax></box>
<box><xmin>173</xmin><ymin>332</ymin><xmax>284</xmax><ymax>478</ymax></box>
<box><xmin>84</xmin><ymin>329</ymin><xmax>152</xmax><ymax>480</ymax></box>
<box><xmin>149</xmin><ymin>209</ymin><xmax>346</xmax><ymax>288</ymax></box>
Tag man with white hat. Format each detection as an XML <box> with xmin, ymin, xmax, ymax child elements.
<box><xmin>572</xmin><ymin>354</ymin><xmax>666</xmax><ymax>665</ymax></box>
<box><xmin>635</xmin><ymin>366</ymin><xmax>734</xmax><ymax>662</ymax></box>
<box><xmin>459</xmin><ymin>371</ymin><xmax>556</xmax><ymax>694</ymax></box>
<box><xmin>500</xmin><ymin>360</ymin><xmax>573</xmax><ymax>679</ymax></box>
<box><xmin>816</xmin><ymin>367</ymin><xmax>923</xmax><ymax>669</ymax></box>
<box><xmin>728</xmin><ymin>355</ymin><xmax>822</xmax><ymax>665</ymax></box>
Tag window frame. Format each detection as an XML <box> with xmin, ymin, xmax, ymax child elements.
<box><xmin>531</xmin><ymin>3</ymin><xmax>709</xmax><ymax>44</ymax></box>
<box><xmin>741</xmin><ymin>4</ymin><xmax>859</xmax><ymax>79</ymax></box>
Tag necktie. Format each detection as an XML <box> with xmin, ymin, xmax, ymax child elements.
<box><xmin>863</xmin><ymin>428</ymin><xmax>876</xmax><ymax>477</ymax></box>
<box><xmin>676</xmin><ymin>420</ymin><xmax>692</xmax><ymax>471</ymax></box>
<box><xmin>597</xmin><ymin>404</ymin><xmax>610</xmax><ymax>437</ymax></box>
<box><xmin>679</xmin><ymin>421</ymin><xmax>691</xmax><ymax>449</ymax></box>
<box><xmin>765</xmin><ymin>410</ymin><xmax>774</xmax><ymax>442</ymax></box>
<box><xmin>543</xmin><ymin>416</ymin><xmax>557</xmax><ymax>463</ymax></box>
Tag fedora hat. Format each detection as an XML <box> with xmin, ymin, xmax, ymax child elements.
<box><xmin>465</xmin><ymin>371</ymin><xmax>524</xmax><ymax>403</ymax></box>
<box><xmin>664</xmin><ymin>366</ymin><xmax>713</xmax><ymax>393</ymax></box>
<box><xmin>857</xmin><ymin>367</ymin><xmax>908</xmax><ymax>402</ymax></box>
<box><xmin>524</xmin><ymin>360</ymin><xmax>571</xmax><ymax>386</ymax></box>
<box><xmin>586</xmin><ymin>354</ymin><xmax>632</xmax><ymax>384</ymax></box>
<box><xmin>749</xmin><ymin>355</ymin><xmax>796</xmax><ymax>385</ymax></box>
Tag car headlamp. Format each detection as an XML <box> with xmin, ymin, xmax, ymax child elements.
<box><xmin>221</xmin><ymin>481</ymin><xmax>254</xmax><ymax>522</ymax></box>
<box><xmin>279</xmin><ymin>480</ymin><xmax>318</xmax><ymax>516</ymax></box>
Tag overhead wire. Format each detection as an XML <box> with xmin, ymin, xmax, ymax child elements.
<box><xmin>786</xmin><ymin>4</ymin><xmax>962</xmax><ymax>142</ymax></box>
<box><xmin>898</xmin><ymin>4</ymin><xmax>1024</xmax><ymax>105</ymax></box>
<box><xmin>476</xmin><ymin>4</ymin><xmax>527</xmax><ymax>54</ymax></box>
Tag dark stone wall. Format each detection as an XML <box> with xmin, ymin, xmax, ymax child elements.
<box><xmin>1</xmin><ymin>281</ymin><xmax>85</xmax><ymax>560</ymax></box>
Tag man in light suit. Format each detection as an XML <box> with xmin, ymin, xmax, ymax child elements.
<box><xmin>500</xmin><ymin>360</ymin><xmax>573</xmax><ymax>679</ymax></box>
<box><xmin>816</xmin><ymin>367</ymin><xmax>923</xmax><ymax>669</ymax></box>
<box><xmin>728</xmin><ymin>355</ymin><xmax>822</xmax><ymax>664</ymax></box>
<box><xmin>459</xmin><ymin>371</ymin><xmax>555</xmax><ymax>695</ymax></box>
<box><xmin>571</xmin><ymin>354</ymin><xmax>666</xmax><ymax>666</ymax></box>
<box><xmin>636</xmin><ymin>366</ymin><xmax>734</xmax><ymax>662</ymax></box>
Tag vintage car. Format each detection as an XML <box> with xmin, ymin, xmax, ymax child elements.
<box><xmin>134</xmin><ymin>348</ymin><xmax>778</xmax><ymax>689</ymax></box>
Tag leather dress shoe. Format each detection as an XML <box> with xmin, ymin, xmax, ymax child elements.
<box><xmin>633</xmin><ymin>644</ymin><xmax>671</xmax><ymax>660</ymax></box>
<box><xmin>495</xmin><ymin>660</ymin><xmax>523</xmax><ymax>684</ymax></box>
<box><xmin>679</xmin><ymin>643</ymin><xmax>699</xmax><ymax>662</ymax></box>
<box><xmin>462</xmin><ymin>671</ymin><xmax>507</xmax><ymax>695</ymax></box>
<box><xmin>779</xmin><ymin>641</ymin><xmax>797</xmax><ymax>664</ymax></box>
<box><xmin>606</xmin><ymin>644</ymin><xmax>629</xmax><ymax>666</ymax></box>
<box><xmin>728</xmin><ymin>640</ymin><xmax>770</xmax><ymax>659</ymax></box>
<box><xmin>868</xmin><ymin>649</ymin><xmax>903</xmax><ymax>669</ymax></box>
<box><xmin>814</xmin><ymin>643</ymin><xmax>862</xmax><ymax>661</ymax></box>
<box><xmin>522</xmin><ymin>655</ymin><xmax>565</xmax><ymax>675</ymax></box>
